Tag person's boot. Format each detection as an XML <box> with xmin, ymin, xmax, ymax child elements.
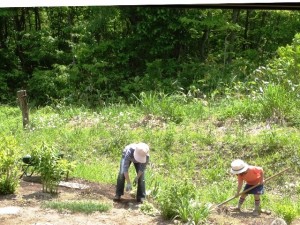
<box><xmin>137</xmin><ymin>198</ymin><xmax>145</xmax><ymax>204</ymax></box>
<box><xmin>113</xmin><ymin>195</ymin><xmax>121</xmax><ymax>201</ymax></box>
<box><xmin>231</xmin><ymin>206</ymin><xmax>241</xmax><ymax>212</ymax></box>
<box><xmin>253</xmin><ymin>200</ymin><xmax>261</xmax><ymax>216</ymax></box>
<box><xmin>253</xmin><ymin>209</ymin><xmax>259</xmax><ymax>216</ymax></box>
<box><xmin>231</xmin><ymin>197</ymin><xmax>244</xmax><ymax>212</ymax></box>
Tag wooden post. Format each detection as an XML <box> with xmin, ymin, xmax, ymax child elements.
<box><xmin>17</xmin><ymin>90</ymin><xmax>29</xmax><ymax>128</ymax></box>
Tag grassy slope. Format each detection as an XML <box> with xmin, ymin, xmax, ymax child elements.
<box><xmin>1</xmin><ymin>93</ymin><xmax>300</xmax><ymax>223</ymax></box>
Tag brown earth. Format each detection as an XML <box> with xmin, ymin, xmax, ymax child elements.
<box><xmin>0</xmin><ymin>177</ymin><xmax>299</xmax><ymax>225</ymax></box>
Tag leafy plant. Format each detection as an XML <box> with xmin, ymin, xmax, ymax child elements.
<box><xmin>157</xmin><ymin>180</ymin><xmax>209</xmax><ymax>223</ymax></box>
<box><xmin>140</xmin><ymin>201</ymin><xmax>160</xmax><ymax>216</ymax></box>
<box><xmin>272</xmin><ymin>198</ymin><xmax>297</xmax><ymax>225</ymax></box>
<box><xmin>31</xmin><ymin>143</ymin><xmax>75</xmax><ymax>193</ymax></box>
<box><xmin>0</xmin><ymin>134</ymin><xmax>20</xmax><ymax>194</ymax></box>
<box><xmin>157</xmin><ymin>180</ymin><xmax>194</xmax><ymax>219</ymax></box>
<box><xmin>188</xmin><ymin>200</ymin><xmax>211</xmax><ymax>225</ymax></box>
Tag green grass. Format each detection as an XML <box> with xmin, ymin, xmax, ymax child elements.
<box><xmin>2</xmin><ymin>85</ymin><xmax>300</xmax><ymax>224</ymax></box>
<box><xmin>270</xmin><ymin>197</ymin><xmax>298</xmax><ymax>224</ymax></box>
<box><xmin>42</xmin><ymin>200</ymin><xmax>112</xmax><ymax>214</ymax></box>
<box><xmin>73</xmin><ymin>158</ymin><xmax>117</xmax><ymax>184</ymax></box>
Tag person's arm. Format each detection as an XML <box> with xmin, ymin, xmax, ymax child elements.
<box><xmin>122</xmin><ymin>152</ymin><xmax>131</xmax><ymax>185</ymax></box>
<box><xmin>124</xmin><ymin>172</ymin><xmax>131</xmax><ymax>184</ymax></box>
<box><xmin>136</xmin><ymin>171</ymin><xmax>143</xmax><ymax>179</ymax></box>
<box><xmin>133</xmin><ymin>157</ymin><xmax>149</xmax><ymax>185</ymax></box>
<box><xmin>259</xmin><ymin>168</ymin><xmax>264</xmax><ymax>184</ymax></box>
<box><xmin>124</xmin><ymin>172</ymin><xmax>132</xmax><ymax>191</ymax></box>
<box><xmin>236</xmin><ymin>176</ymin><xmax>243</xmax><ymax>195</ymax></box>
<box><xmin>132</xmin><ymin>171</ymin><xmax>143</xmax><ymax>186</ymax></box>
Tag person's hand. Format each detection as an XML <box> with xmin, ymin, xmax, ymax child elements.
<box><xmin>125</xmin><ymin>183</ymin><xmax>132</xmax><ymax>192</ymax></box>
<box><xmin>133</xmin><ymin>177</ymin><xmax>138</xmax><ymax>186</ymax></box>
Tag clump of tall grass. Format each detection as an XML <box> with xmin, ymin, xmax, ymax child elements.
<box><xmin>200</xmin><ymin>181</ymin><xmax>234</xmax><ymax>204</ymax></box>
<box><xmin>271</xmin><ymin>198</ymin><xmax>298</xmax><ymax>225</ymax></box>
<box><xmin>134</xmin><ymin>91</ymin><xmax>205</xmax><ymax>124</ymax></box>
<box><xmin>43</xmin><ymin>200</ymin><xmax>112</xmax><ymax>214</ymax></box>
<box><xmin>256</xmin><ymin>84</ymin><xmax>295</xmax><ymax>123</ymax></box>
<box><xmin>216</xmin><ymin>97</ymin><xmax>261</xmax><ymax>121</ymax></box>
<box><xmin>217</xmin><ymin>84</ymin><xmax>298</xmax><ymax>126</ymax></box>
<box><xmin>157</xmin><ymin>180</ymin><xmax>210</xmax><ymax>224</ymax></box>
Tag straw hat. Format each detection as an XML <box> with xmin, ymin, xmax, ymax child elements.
<box><xmin>230</xmin><ymin>159</ymin><xmax>249</xmax><ymax>175</ymax></box>
<box><xmin>134</xmin><ymin>143</ymin><xmax>149</xmax><ymax>163</ymax></box>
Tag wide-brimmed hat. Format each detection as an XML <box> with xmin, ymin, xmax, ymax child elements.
<box><xmin>230</xmin><ymin>159</ymin><xmax>249</xmax><ymax>175</ymax></box>
<box><xmin>134</xmin><ymin>142</ymin><xmax>149</xmax><ymax>163</ymax></box>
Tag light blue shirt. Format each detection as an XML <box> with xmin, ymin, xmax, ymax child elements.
<box><xmin>121</xmin><ymin>144</ymin><xmax>149</xmax><ymax>173</ymax></box>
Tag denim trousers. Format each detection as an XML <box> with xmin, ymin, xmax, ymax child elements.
<box><xmin>115</xmin><ymin>157</ymin><xmax>146</xmax><ymax>200</ymax></box>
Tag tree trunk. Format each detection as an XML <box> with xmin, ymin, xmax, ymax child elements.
<box><xmin>34</xmin><ymin>8</ymin><xmax>41</xmax><ymax>30</ymax></box>
<box><xmin>14</xmin><ymin>8</ymin><xmax>26</xmax><ymax>72</ymax></box>
<box><xmin>0</xmin><ymin>16</ymin><xmax>7</xmax><ymax>48</ymax></box>
<box><xmin>200</xmin><ymin>29</ymin><xmax>210</xmax><ymax>61</ymax></box>
<box><xmin>226</xmin><ymin>9</ymin><xmax>240</xmax><ymax>64</ymax></box>
<box><xmin>243</xmin><ymin>10</ymin><xmax>251</xmax><ymax>50</ymax></box>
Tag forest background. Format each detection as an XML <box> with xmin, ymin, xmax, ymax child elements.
<box><xmin>0</xmin><ymin>7</ymin><xmax>299</xmax><ymax>106</ymax></box>
<box><xmin>2</xmin><ymin>6</ymin><xmax>300</xmax><ymax>224</ymax></box>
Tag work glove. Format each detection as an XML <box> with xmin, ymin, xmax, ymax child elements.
<box><xmin>133</xmin><ymin>177</ymin><xmax>138</xmax><ymax>186</ymax></box>
<box><xmin>125</xmin><ymin>183</ymin><xmax>132</xmax><ymax>192</ymax></box>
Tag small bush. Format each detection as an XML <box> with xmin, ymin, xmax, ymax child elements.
<box><xmin>272</xmin><ymin>198</ymin><xmax>297</xmax><ymax>224</ymax></box>
<box><xmin>157</xmin><ymin>180</ymin><xmax>210</xmax><ymax>224</ymax></box>
<box><xmin>0</xmin><ymin>135</ymin><xmax>20</xmax><ymax>194</ymax></box>
<box><xmin>158</xmin><ymin>180</ymin><xmax>195</xmax><ymax>220</ymax></box>
<box><xmin>31</xmin><ymin>143</ymin><xmax>75</xmax><ymax>193</ymax></box>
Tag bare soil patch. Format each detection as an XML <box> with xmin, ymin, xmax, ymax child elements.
<box><xmin>0</xmin><ymin>177</ymin><xmax>170</xmax><ymax>225</ymax></box>
<box><xmin>0</xmin><ymin>177</ymin><xmax>298</xmax><ymax>225</ymax></box>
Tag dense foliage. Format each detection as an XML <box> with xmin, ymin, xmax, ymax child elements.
<box><xmin>0</xmin><ymin>7</ymin><xmax>300</xmax><ymax>106</ymax></box>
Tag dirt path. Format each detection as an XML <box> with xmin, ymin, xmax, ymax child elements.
<box><xmin>0</xmin><ymin>177</ymin><xmax>172</xmax><ymax>225</ymax></box>
<box><xmin>0</xmin><ymin>177</ymin><xmax>297</xmax><ymax>225</ymax></box>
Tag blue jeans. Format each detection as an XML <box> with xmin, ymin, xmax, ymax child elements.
<box><xmin>115</xmin><ymin>156</ymin><xmax>146</xmax><ymax>201</ymax></box>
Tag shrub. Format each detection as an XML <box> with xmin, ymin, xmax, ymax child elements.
<box><xmin>0</xmin><ymin>134</ymin><xmax>21</xmax><ymax>194</ymax></box>
<box><xmin>158</xmin><ymin>180</ymin><xmax>195</xmax><ymax>220</ymax></box>
<box><xmin>272</xmin><ymin>198</ymin><xmax>297</xmax><ymax>224</ymax></box>
<box><xmin>31</xmin><ymin>143</ymin><xmax>75</xmax><ymax>193</ymax></box>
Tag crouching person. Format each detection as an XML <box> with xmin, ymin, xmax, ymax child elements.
<box><xmin>114</xmin><ymin>142</ymin><xmax>150</xmax><ymax>203</ymax></box>
<box><xmin>230</xmin><ymin>159</ymin><xmax>264</xmax><ymax>216</ymax></box>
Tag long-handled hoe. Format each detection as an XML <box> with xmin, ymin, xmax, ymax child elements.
<box><xmin>211</xmin><ymin>167</ymin><xmax>290</xmax><ymax>213</ymax></box>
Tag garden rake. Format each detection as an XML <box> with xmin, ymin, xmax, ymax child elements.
<box><xmin>211</xmin><ymin>167</ymin><xmax>290</xmax><ymax>212</ymax></box>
